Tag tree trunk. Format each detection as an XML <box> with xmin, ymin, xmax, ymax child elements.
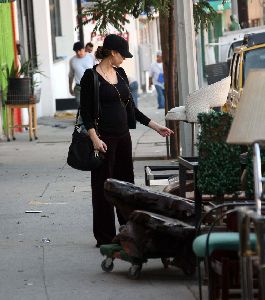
<box><xmin>159</xmin><ymin>1</ymin><xmax>180</xmax><ymax>158</ymax></box>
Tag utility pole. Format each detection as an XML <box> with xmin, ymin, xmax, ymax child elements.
<box><xmin>174</xmin><ymin>0</ymin><xmax>199</xmax><ymax>156</ymax></box>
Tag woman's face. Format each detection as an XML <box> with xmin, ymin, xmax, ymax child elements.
<box><xmin>110</xmin><ymin>51</ymin><xmax>125</xmax><ymax>67</ymax></box>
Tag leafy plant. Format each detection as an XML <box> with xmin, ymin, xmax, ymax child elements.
<box><xmin>197</xmin><ymin>111</ymin><xmax>241</xmax><ymax>197</ymax></box>
<box><xmin>80</xmin><ymin>0</ymin><xmax>218</xmax><ymax>34</ymax></box>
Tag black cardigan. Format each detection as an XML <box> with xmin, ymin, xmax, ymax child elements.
<box><xmin>80</xmin><ymin>66</ymin><xmax>151</xmax><ymax>133</ymax></box>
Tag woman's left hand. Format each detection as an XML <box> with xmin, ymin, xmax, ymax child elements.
<box><xmin>155</xmin><ymin>125</ymin><xmax>174</xmax><ymax>137</ymax></box>
<box><xmin>148</xmin><ymin>121</ymin><xmax>174</xmax><ymax>137</ymax></box>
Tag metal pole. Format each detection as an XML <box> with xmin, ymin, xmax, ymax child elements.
<box><xmin>253</xmin><ymin>143</ymin><xmax>262</xmax><ymax>215</ymax></box>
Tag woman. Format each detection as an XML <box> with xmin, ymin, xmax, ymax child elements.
<box><xmin>80</xmin><ymin>34</ymin><xmax>173</xmax><ymax>247</ymax></box>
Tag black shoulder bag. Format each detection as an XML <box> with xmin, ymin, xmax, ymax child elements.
<box><xmin>67</xmin><ymin>69</ymin><xmax>105</xmax><ymax>171</ymax></box>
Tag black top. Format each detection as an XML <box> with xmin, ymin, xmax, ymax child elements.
<box><xmin>80</xmin><ymin>66</ymin><xmax>151</xmax><ymax>136</ymax></box>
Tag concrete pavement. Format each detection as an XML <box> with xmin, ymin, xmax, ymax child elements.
<box><xmin>0</xmin><ymin>92</ymin><xmax>201</xmax><ymax>300</ymax></box>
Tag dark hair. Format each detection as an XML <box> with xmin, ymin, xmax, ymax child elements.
<box><xmin>73</xmin><ymin>41</ymin><xmax>84</xmax><ymax>51</ymax></box>
<box><xmin>95</xmin><ymin>46</ymin><xmax>112</xmax><ymax>60</ymax></box>
<box><xmin>85</xmin><ymin>42</ymin><xmax>93</xmax><ymax>48</ymax></box>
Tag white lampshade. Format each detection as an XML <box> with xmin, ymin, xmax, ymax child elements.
<box><xmin>227</xmin><ymin>70</ymin><xmax>265</xmax><ymax>145</ymax></box>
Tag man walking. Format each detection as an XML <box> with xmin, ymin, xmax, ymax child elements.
<box><xmin>69</xmin><ymin>41</ymin><xmax>95</xmax><ymax>106</ymax></box>
<box><xmin>149</xmin><ymin>50</ymin><xmax>165</xmax><ymax>109</ymax></box>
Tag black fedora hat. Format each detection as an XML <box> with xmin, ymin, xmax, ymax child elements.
<box><xmin>103</xmin><ymin>34</ymin><xmax>133</xmax><ymax>58</ymax></box>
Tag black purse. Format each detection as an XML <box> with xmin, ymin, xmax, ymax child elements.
<box><xmin>67</xmin><ymin>69</ymin><xmax>105</xmax><ymax>171</ymax></box>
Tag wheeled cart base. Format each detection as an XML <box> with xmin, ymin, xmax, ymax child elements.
<box><xmin>100</xmin><ymin>244</ymin><xmax>145</xmax><ymax>279</ymax></box>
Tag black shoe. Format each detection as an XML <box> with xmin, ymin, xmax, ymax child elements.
<box><xmin>95</xmin><ymin>241</ymin><xmax>112</xmax><ymax>248</ymax></box>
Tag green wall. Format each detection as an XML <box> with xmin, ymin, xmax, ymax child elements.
<box><xmin>0</xmin><ymin>3</ymin><xmax>15</xmax><ymax>127</ymax></box>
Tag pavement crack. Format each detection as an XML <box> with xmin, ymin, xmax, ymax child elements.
<box><xmin>41</xmin><ymin>245</ymin><xmax>50</xmax><ymax>300</ymax></box>
<box><xmin>40</xmin><ymin>183</ymin><xmax>50</xmax><ymax>197</ymax></box>
<box><xmin>54</xmin><ymin>162</ymin><xmax>67</xmax><ymax>183</ymax></box>
<box><xmin>39</xmin><ymin>162</ymin><xmax>67</xmax><ymax>197</ymax></box>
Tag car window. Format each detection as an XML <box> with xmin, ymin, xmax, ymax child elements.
<box><xmin>243</xmin><ymin>47</ymin><xmax>265</xmax><ymax>85</ymax></box>
<box><xmin>234</xmin><ymin>54</ymin><xmax>241</xmax><ymax>90</ymax></box>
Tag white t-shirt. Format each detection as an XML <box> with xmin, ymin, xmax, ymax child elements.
<box><xmin>149</xmin><ymin>62</ymin><xmax>164</xmax><ymax>88</ymax></box>
<box><xmin>69</xmin><ymin>53</ymin><xmax>95</xmax><ymax>85</ymax></box>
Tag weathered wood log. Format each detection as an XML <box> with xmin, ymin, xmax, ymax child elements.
<box><xmin>113</xmin><ymin>210</ymin><xmax>196</xmax><ymax>274</ymax></box>
<box><xmin>104</xmin><ymin>179</ymin><xmax>195</xmax><ymax>223</ymax></box>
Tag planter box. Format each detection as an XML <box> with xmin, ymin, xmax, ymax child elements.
<box><xmin>7</xmin><ymin>77</ymin><xmax>40</xmax><ymax>104</ymax></box>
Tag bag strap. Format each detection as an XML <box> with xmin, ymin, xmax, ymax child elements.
<box><xmin>92</xmin><ymin>68</ymin><xmax>99</xmax><ymax>120</ymax></box>
<box><xmin>75</xmin><ymin>68</ymin><xmax>99</xmax><ymax>126</ymax></box>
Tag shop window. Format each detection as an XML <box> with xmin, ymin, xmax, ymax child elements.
<box><xmin>49</xmin><ymin>0</ymin><xmax>62</xmax><ymax>61</ymax></box>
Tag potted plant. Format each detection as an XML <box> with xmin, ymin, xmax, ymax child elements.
<box><xmin>6</xmin><ymin>57</ymin><xmax>43</xmax><ymax>104</ymax></box>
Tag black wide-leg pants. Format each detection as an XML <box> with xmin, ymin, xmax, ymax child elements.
<box><xmin>90</xmin><ymin>131</ymin><xmax>134</xmax><ymax>245</ymax></box>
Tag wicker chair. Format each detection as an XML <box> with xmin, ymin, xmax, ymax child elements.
<box><xmin>165</xmin><ymin>76</ymin><xmax>231</xmax><ymax>155</ymax></box>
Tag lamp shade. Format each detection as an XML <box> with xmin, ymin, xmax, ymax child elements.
<box><xmin>227</xmin><ymin>70</ymin><xmax>265</xmax><ymax>145</ymax></box>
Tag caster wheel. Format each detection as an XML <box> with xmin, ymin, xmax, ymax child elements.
<box><xmin>128</xmin><ymin>264</ymin><xmax>142</xmax><ymax>280</ymax></box>
<box><xmin>101</xmin><ymin>258</ymin><xmax>114</xmax><ymax>272</ymax></box>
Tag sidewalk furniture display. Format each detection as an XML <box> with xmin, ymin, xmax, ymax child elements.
<box><xmin>6</xmin><ymin>77</ymin><xmax>40</xmax><ymax>141</ymax></box>
<box><xmin>100</xmin><ymin>178</ymin><xmax>198</xmax><ymax>278</ymax></box>
<box><xmin>165</xmin><ymin>76</ymin><xmax>231</xmax><ymax>155</ymax></box>
<box><xmin>144</xmin><ymin>77</ymin><xmax>231</xmax><ymax>195</ymax></box>
<box><xmin>193</xmin><ymin>70</ymin><xmax>265</xmax><ymax>299</ymax></box>
<box><xmin>193</xmin><ymin>202</ymin><xmax>258</xmax><ymax>300</ymax></box>
<box><xmin>227</xmin><ymin>70</ymin><xmax>265</xmax><ymax>300</ymax></box>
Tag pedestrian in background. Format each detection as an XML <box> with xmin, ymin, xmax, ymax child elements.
<box><xmin>80</xmin><ymin>34</ymin><xmax>173</xmax><ymax>247</ymax></box>
<box><xmin>149</xmin><ymin>50</ymin><xmax>165</xmax><ymax>109</ymax></box>
<box><xmin>85</xmin><ymin>42</ymin><xmax>94</xmax><ymax>53</ymax></box>
<box><xmin>229</xmin><ymin>14</ymin><xmax>241</xmax><ymax>31</ymax></box>
<box><xmin>128</xmin><ymin>76</ymin><xmax>139</xmax><ymax>107</ymax></box>
<box><xmin>69</xmin><ymin>41</ymin><xmax>95</xmax><ymax>107</ymax></box>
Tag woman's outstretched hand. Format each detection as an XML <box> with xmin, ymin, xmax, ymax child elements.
<box><xmin>148</xmin><ymin>121</ymin><xmax>174</xmax><ymax>137</ymax></box>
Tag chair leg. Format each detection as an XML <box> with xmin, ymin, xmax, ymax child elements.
<box><xmin>11</xmin><ymin>107</ymin><xmax>15</xmax><ymax>140</ymax></box>
<box><xmin>197</xmin><ymin>257</ymin><xmax>203</xmax><ymax>300</ymax></box>
<box><xmin>32</xmin><ymin>104</ymin><xmax>38</xmax><ymax>139</ymax></box>
<box><xmin>207</xmin><ymin>257</ymin><xmax>220</xmax><ymax>300</ymax></box>
<box><xmin>28</xmin><ymin>105</ymin><xmax>33</xmax><ymax>141</ymax></box>
<box><xmin>6</xmin><ymin>106</ymin><xmax>11</xmax><ymax>141</ymax></box>
<box><xmin>221</xmin><ymin>258</ymin><xmax>230</xmax><ymax>300</ymax></box>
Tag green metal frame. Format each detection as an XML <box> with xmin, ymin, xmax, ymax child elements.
<box><xmin>0</xmin><ymin>2</ymin><xmax>15</xmax><ymax>129</ymax></box>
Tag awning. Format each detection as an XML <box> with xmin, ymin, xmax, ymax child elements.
<box><xmin>208</xmin><ymin>0</ymin><xmax>231</xmax><ymax>12</ymax></box>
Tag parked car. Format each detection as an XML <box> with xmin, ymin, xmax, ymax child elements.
<box><xmin>218</xmin><ymin>25</ymin><xmax>265</xmax><ymax>63</ymax></box>
<box><xmin>224</xmin><ymin>32</ymin><xmax>265</xmax><ymax>113</ymax></box>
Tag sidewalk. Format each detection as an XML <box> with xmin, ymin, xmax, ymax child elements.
<box><xmin>0</xmin><ymin>92</ymin><xmax>201</xmax><ymax>300</ymax></box>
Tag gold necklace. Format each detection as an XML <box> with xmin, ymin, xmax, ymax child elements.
<box><xmin>99</xmin><ymin>65</ymin><xmax>130</xmax><ymax>107</ymax></box>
